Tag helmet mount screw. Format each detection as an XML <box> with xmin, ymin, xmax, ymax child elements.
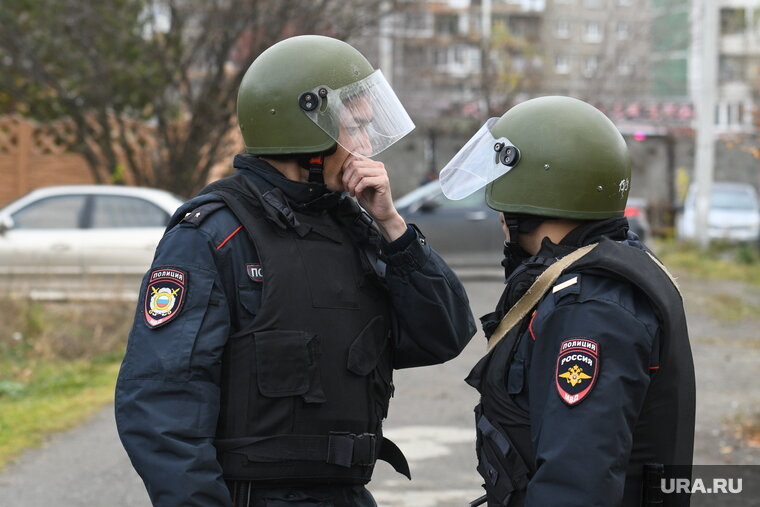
<box><xmin>597</xmin><ymin>186</ymin><xmax>604</xmax><ymax>192</ymax></box>
<box><xmin>318</xmin><ymin>88</ymin><xmax>328</xmax><ymax>98</ymax></box>
<box><xmin>298</xmin><ymin>92</ymin><xmax>319</xmax><ymax>112</ymax></box>
<box><xmin>498</xmin><ymin>144</ymin><xmax>520</xmax><ymax>166</ymax></box>
<box><xmin>494</xmin><ymin>142</ymin><xmax>504</xmax><ymax>152</ymax></box>
<box><xmin>544</xmin><ymin>164</ymin><xmax>550</xmax><ymax>171</ymax></box>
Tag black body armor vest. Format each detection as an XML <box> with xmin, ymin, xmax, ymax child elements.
<box><xmin>203</xmin><ymin>174</ymin><xmax>407</xmax><ymax>486</ymax></box>
<box><xmin>469</xmin><ymin>239</ymin><xmax>695</xmax><ymax>507</ymax></box>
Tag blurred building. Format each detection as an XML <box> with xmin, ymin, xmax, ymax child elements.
<box><xmin>711</xmin><ymin>0</ymin><xmax>760</xmax><ymax>133</ymax></box>
<box><xmin>353</xmin><ymin>0</ymin><xmax>760</xmax><ymax>203</ymax></box>
<box><xmin>541</xmin><ymin>0</ymin><xmax>651</xmax><ymax>106</ymax></box>
<box><xmin>358</xmin><ymin>0</ymin><xmax>545</xmax><ymax>128</ymax></box>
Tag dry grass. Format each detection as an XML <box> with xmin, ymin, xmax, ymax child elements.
<box><xmin>0</xmin><ymin>298</ymin><xmax>135</xmax><ymax>467</ymax></box>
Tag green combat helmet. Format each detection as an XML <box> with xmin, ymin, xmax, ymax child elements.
<box><xmin>237</xmin><ymin>35</ymin><xmax>414</xmax><ymax>158</ymax></box>
<box><xmin>440</xmin><ymin>96</ymin><xmax>631</xmax><ymax>219</ymax></box>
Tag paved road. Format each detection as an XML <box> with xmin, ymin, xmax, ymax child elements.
<box><xmin>1</xmin><ymin>271</ymin><xmax>759</xmax><ymax>506</ymax></box>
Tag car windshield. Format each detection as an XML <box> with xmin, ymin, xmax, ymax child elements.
<box><xmin>712</xmin><ymin>190</ymin><xmax>758</xmax><ymax>211</ymax></box>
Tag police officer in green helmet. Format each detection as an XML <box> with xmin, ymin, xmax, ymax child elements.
<box><xmin>116</xmin><ymin>35</ymin><xmax>476</xmax><ymax>507</ymax></box>
<box><xmin>441</xmin><ymin>96</ymin><xmax>695</xmax><ymax>506</ymax></box>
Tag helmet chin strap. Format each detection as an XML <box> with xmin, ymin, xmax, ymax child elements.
<box><xmin>501</xmin><ymin>213</ymin><xmax>546</xmax><ymax>277</ymax></box>
<box><xmin>504</xmin><ymin>213</ymin><xmax>545</xmax><ymax>247</ymax></box>
<box><xmin>307</xmin><ymin>155</ymin><xmax>325</xmax><ymax>184</ymax></box>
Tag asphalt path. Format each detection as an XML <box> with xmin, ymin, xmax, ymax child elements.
<box><xmin>1</xmin><ymin>271</ymin><xmax>758</xmax><ymax>506</ymax></box>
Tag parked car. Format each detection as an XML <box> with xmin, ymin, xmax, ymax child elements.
<box><xmin>676</xmin><ymin>182</ymin><xmax>760</xmax><ymax>243</ymax></box>
<box><xmin>625</xmin><ymin>197</ymin><xmax>651</xmax><ymax>242</ymax></box>
<box><xmin>394</xmin><ymin>180</ymin><xmax>504</xmax><ymax>266</ymax></box>
<box><xmin>0</xmin><ymin>185</ymin><xmax>185</xmax><ymax>278</ymax></box>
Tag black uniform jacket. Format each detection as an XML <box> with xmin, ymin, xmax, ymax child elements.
<box><xmin>115</xmin><ymin>155</ymin><xmax>476</xmax><ymax>507</ymax></box>
<box><xmin>467</xmin><ymin>219</ymin><xmax>695</xmax><ymax>507</ymax></box>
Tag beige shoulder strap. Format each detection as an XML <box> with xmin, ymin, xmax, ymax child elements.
<box><xmin>487</xmin><ymin>243</ymin><xmax>599</xmax><ymax>352</ymax></box>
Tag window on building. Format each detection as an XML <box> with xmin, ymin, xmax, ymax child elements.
<box><xmin>618</xmin><ymin>57</ymin><xmax>634</xmax><ymax>76</ymax></box>
<box><xmin>583</xmin><ymin>56</ymin><xmax>598</xmax><ymax>77</ymax></box>
<box><xmin>616</xmin><ymin>22</ymin><xmax>629</xmax><ymax>40</ymax></box>
<box><xmin>435</xmin><ymin>47</ymin><xmax>448</xmax><ymax>66</ymax></box>
<box><xmin>584</xmin><ymin>21</ymin><xmax>603</xmax><ymax>43</ymax></box>
<box><xmin>435</xmin><ymin>13</ymin><xmax>459</xmax><ymax>35</ymax></box>
<box><xmin>719</xmin><ymin>55</ymin><xmax>745</xmax><ymax>82</ymax></box>
<box><xmin>513</xmin><ymin>55</ymin><xmax>526</xmax><ymax>72</ymax></box>
<box><xmin>555</xmin><ymin>19</ymin><xmax>570</xmax><ymax>38</ymax></box>
<box><xmin>555</xmin><ymin>55</ymin><xmax>570</xmax><ymax>74</ymax></box>
<box><xmin>720</xmin><ymin>8</ymin><xmax>747</xmax><ymax>35</ymax></box>
<box><xmin>453</xmin><ymin>45</ymin><xmax>466</xmax><ymax>64</ymax></box>
<box><xmin>404</xmin><ymin>44</ymin><xmax>428</xmax><ymax>67</ymax></box>
<box><xmin>405</xmin><ymin>12</ymin><xmax>428</xmax><ymax>33</ymax></box>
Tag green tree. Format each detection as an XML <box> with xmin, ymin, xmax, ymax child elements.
<box><xmin>0</xmin><ymin>0</ymin><xmax>386</xmax><ymax>196</ymax></box>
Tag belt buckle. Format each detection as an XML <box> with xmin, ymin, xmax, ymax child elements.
<box><xmin>352</xmin><ymin>433</ymin><xmax>376</xmax><ymax>466</ymax></box>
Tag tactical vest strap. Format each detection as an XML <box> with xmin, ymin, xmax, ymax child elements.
<box><xmin>487</xmin><ymin>243</ymin><xmax>599</xmax><ymax>352</ymax></box>
<box><xmin>216</xmin><ymin>433</ymin><xmax>410</xmax><ymax>478</ymax></box>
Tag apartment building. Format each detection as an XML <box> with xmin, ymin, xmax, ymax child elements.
<box><xmin>359</xmin><ymin>0</ymin><xmax>544</xmax><ymax>126</ymax></box>
<box><xmin>541</xmin><ymin>0</ymin><xmax>651</xmax><ymax>105</ymax></box>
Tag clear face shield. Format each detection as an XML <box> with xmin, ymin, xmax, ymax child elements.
<box><xmin>301</xmin><ymin>70</ymin><xmax>415</xmax><ymax>158</ymax></box>
<box><xmin>439</xmin><ymin>117</ymin><xmax>520</xmax><ymax>200</ymax></box>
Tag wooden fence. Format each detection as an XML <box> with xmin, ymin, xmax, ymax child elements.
<box><xmin>0</xmin><ymin>115</ymin><xmax>95</xmax><ymax>206</ymax></box>
<box><xmin>0</xmin><ymin>115</ymin><xmax>242</xmax><ymax>207</ymax></box>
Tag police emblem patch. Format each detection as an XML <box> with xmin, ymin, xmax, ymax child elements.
<box><xmin>555</xmin><ymin>338</ymin><xmax>600</xmax><ymax>406</ymax></box>
<box><xmin>246</xmin><ymin>263</ymin><xmax>263</xmax><ymax>282</ymax></box>
<box><xmin>144</xmin><ymin>268</ymin><xmax>187</xmax><ymax>328</ymax></box>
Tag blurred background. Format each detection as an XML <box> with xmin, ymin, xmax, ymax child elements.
<box><xmin>0</xmin><ymin>1</ymin><xmax>759</xmax><ymax>506</ymax></box>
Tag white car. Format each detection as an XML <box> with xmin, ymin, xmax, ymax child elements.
<box><xmin>677</xmin><ymin>182</ymin><xmax>760</xmax><ymax>243</ymax></box>
<box><xmin>0</xmin><ymin>186</ymin><xmax>184</xmax><ymax>291</ymax></box>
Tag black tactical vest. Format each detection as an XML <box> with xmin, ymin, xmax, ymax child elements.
<box><xmin>468</xmin><ymin>238</ymin><xmax>696</xmax><ymax>507</ymax></box>
<box><xmin>203</xmin><ymin>174</ymin><xmax>406</xmax><ymax>486</ymax></box>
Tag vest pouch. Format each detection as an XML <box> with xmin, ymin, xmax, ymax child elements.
<box><xmin>255</xmin><ymin>330</ymin><xmax>326</xmax><ymax>403</ymax></box>
<box><xmin>474</xmin><ymin>405</ymin><xmax>529</xmax><ymax>506</ymax></box>
<box><xmin>295</xmin><ymin>229</ymin><xmax>360</xmax><ymax>310</ymax></box>
<box><xmin>238</xmin><ymin>283</ymin><xmax>262</xmax><ymax>317</ymax></box>
<box><xmin>347</xmin><ymin>316</ymin><xmax>393</xmax><ymax>420</ymax></box>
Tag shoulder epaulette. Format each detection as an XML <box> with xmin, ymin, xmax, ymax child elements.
<box><xmin>180</xmin><ymin>201</ymin><xmax>228</xmax><ymax>227</ymax></box>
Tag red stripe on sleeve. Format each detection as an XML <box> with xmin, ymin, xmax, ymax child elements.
<box><xmin>216</xmin><ymin>225</ymin><xmax>243</xmax><ymax>250</ymax></box>
<box><xmin>528</xmin><ymin>310</ymin><xmax>538</xmax><ymax>341</ymax></box>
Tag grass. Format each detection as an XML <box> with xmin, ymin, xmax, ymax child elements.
<box><xmin>702</xmin><ymin>294</ymin><xmax>760</xmax><ymax>323</ymax></box>
<box><xmin>0</xmin><ymin>299</ymin><xmax>133</xmax><ymax>469</ymax></box>
<box><xmin>0</xmin><ymin>358</ymin><xmax>121</xmax><ymax>468</ymax></box>
<box><xmin>653</xmin><ymin>239</ymin><xmax>760</xmax><ymax>286</ymax></box>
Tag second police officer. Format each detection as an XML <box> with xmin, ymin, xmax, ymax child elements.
<box><xmin>439</xmin><ymin>96</ymin><xmax>696</xmax><ymax>507</ymax></box>
<box><xmin>115</xmin><ymin>35</ymin><xmax>476</xmax><ymax>507</ymax></box>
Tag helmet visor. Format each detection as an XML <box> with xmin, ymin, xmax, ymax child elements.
<box><xmin>440</xmin><ymin>118</ymin><xmax>518</xmax><ymax>200</ymax></box>
<box><xmin>303</xmin><ymin>70</ymin><xmax>415</xmax><ymax>158</ymax></box>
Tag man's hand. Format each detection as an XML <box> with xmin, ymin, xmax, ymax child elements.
<box><xmin>342</xmin><ymin>155</ymin><xmax>407</xmax><ymax>242</ymax></box>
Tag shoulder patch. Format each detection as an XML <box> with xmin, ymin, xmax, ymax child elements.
<box><xmin>144</xmin><ymin>268</ymin><xmax>187</xmax><ymax>328</ymax></box>
<box><xmin>555</xmin><ymin>338</ymin><xmax>600</xmax><ymax>406</ymax></box>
